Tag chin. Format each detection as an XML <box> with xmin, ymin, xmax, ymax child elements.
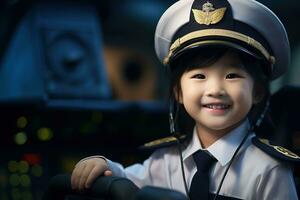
<box><xmin>202</xmin><ymin>120</ymin><xmax>240</xmax><ymax>132</ymax></box>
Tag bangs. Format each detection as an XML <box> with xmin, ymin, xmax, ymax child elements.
<box><xmin>170</xmin><ymin>46</ymin><xmax>229</xmax><ymax>72</ymax></box>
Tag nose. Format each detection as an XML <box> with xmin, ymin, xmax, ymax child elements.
<box><xmin>205</xmin><ymin>79</ymin><xmax>226</xmax><ymax>97</ymax></box>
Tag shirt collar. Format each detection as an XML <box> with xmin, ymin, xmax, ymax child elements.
<box><xmin>182</xmin><ymin>119</ymin><xmax>250</xmax><ymax>166</ymax></box>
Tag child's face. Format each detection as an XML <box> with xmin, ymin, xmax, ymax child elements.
<box><xmin>177</xmin><ymin>51</ymin><xmax>255</xmax><ymax>134</ymax></box>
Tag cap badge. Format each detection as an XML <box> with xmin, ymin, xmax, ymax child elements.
<box><xmin>192</xmin><ymin>1</ymin><xmax>227</xmax><ymax>25</ymax></box>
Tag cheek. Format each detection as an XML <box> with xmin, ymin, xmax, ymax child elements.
<box><xmin>231</xmin><ymin>82</ymin><xmax>254</xmax><ymax>107</ymax></box>
<box><xmin>180</xmin><ymin>82</ymin><xmax>203</xmax><ymax>104</ymax></box>
<box><xmin>180</xmin><ymin>79</ymin><xmax>194</xmax><ymax>101</ymax></box>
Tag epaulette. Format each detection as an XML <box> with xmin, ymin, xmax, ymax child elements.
<box><xmin>139</xmin><ymin>135</ymin><xmax>187</xmax><ymax>151</ymax></box>
<box><xmin>252</xmin><ymin>137</ymin><xmax>300</xmax><ymax>163</ymax></box>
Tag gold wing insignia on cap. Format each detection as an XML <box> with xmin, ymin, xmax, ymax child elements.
<box><xmin>192</xmin><ymin>1</ymin><xmax>227</xmax><ymax>25</ymax></box>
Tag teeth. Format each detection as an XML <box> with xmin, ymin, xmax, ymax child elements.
<box><xmin>205</xmin><ymin>104</ymin><xmax>229</xmax><ymax>109</ymax></box>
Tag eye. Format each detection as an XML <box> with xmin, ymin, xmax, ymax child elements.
<box><xmin>191</xmin><ymin>74</ymin><xmax>206</xmax><ymax>79</ymax></box>
<box><xmin>226</xmin><ymin>73</ymin><xmax>243</xmax><ymax>79</ymax></box>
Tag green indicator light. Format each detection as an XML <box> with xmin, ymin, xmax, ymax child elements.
<box><xmin>14</xmin><ymin>132</ymin><xmax>27</xmax><ymax>145</ymax></box>
<box><xmin>37</xmin><ymin>128</ymin><xmax>53</xmax><ymax>141</ymax></box>
<box><xmin>20</xmin><ymin>174</ymin><xmax>31</xmax><ymax>187</ymax></box>
<box><xmin>8</xmin><ymin>161</ymin><xmax>18</xmax><ymax>173</ymax></box>
<box><xmin>19</xmin><ymin>161</ymin><xmax>29</xmax><ymax>173</ymax></box>
<box><xmin>17</xmin><ymin>116</ymin><xmax>28</xmax><ymax>129</ymax></box>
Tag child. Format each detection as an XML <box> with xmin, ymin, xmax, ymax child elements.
<box><xmin>71</xmin><ymin>0</ymin><xmax>299</xmax><ymax>199</ymax></box>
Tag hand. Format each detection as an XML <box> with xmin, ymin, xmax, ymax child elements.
<box><xmin>71</xmin><ymin>157</ymin><xmax>112</xmax><ymax>192</ymax></box>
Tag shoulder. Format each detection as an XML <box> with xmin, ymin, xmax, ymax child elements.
<box><xmin>251</xmin><ymin>136</ymin><xmax>300</xmax><ymax>164</ymax></box>
<box><xmin>140</xmin><ymin>136</ymin><xmax>188</xmax><ymax>162</ymax></box>
<box><xmin>233</xmin><ymin>137</ymin><xmax>298</xmax><ymax>180</ymax></box>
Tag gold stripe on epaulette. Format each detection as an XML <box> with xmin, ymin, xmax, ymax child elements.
<box><xmin>143</xmin><ymin>136</ymin><xmax>178</xmax><ymax>147</ymax></box>
<box><xmin>259</xmin><ymin>138</ymin><xmax>300</xmax><ymax>159</ymax></box>
<box><xmin>273</xmin><ymin>146</ymin><xmax>300</xmax><ymax>159</ymax></box>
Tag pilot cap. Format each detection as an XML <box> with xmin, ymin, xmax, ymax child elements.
<box><xmin>154</xmin><ymin>0</ymin><xmax>290</xmax><ymax>80</ymax></box>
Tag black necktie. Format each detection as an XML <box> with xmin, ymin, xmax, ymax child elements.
<box><xmin>189</xmin><ymin>150</ymin><xmax>217</xmax><ymax>200</ymax></box>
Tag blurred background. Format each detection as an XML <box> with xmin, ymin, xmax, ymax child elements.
<box><xmin>0</xmin><ymin>0</ymin><xmax>299</xmax><ymax>199</ymax></box>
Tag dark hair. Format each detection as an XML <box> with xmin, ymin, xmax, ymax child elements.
<box><xmin>168</xmin><ymin>46</ymin><xmax>270</xmax><ymax>144</ymax></box>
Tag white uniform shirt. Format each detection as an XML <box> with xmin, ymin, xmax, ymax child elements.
<box><xmin>106</xmin><ymin>120</ymin><xmax>298</xmax><ymax>199</ymax></box>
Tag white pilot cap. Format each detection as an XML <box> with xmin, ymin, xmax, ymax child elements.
<box><xmin>154</xmin><ymin>0</ymin><xmax>290</xmax><ymax>80</ymax></box>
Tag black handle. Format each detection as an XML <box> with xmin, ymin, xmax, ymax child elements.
<box><xmin>42</xmin><ymin>174</ymin><xmax>188</xmax><ymax>200</ymax></box>
<box><xmin>42</xmin><ymin>174</ymin><xmax>139</xmax><ymax>200</ymax></box>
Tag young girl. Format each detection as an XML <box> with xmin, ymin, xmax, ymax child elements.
<box><xmin>71</xmin><ymin>0</ymin><xmax>299</xmax><ymax>199</ymax></box>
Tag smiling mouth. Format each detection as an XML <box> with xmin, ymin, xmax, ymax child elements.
<box><xmin>203</xmin><ymin>103</ymin><xmax>231</xmax><ymax>110</ymax></box>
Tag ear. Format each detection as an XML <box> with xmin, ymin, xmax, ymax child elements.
<box><xmin>173</xmin><ymin>85</ymin><xmax>183</xmax><ymax>104</ymax></box>
<box><xmin>253</xmin><ymin>85</ymin><xmax>265</xmax><ymax>104</ymax></box>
